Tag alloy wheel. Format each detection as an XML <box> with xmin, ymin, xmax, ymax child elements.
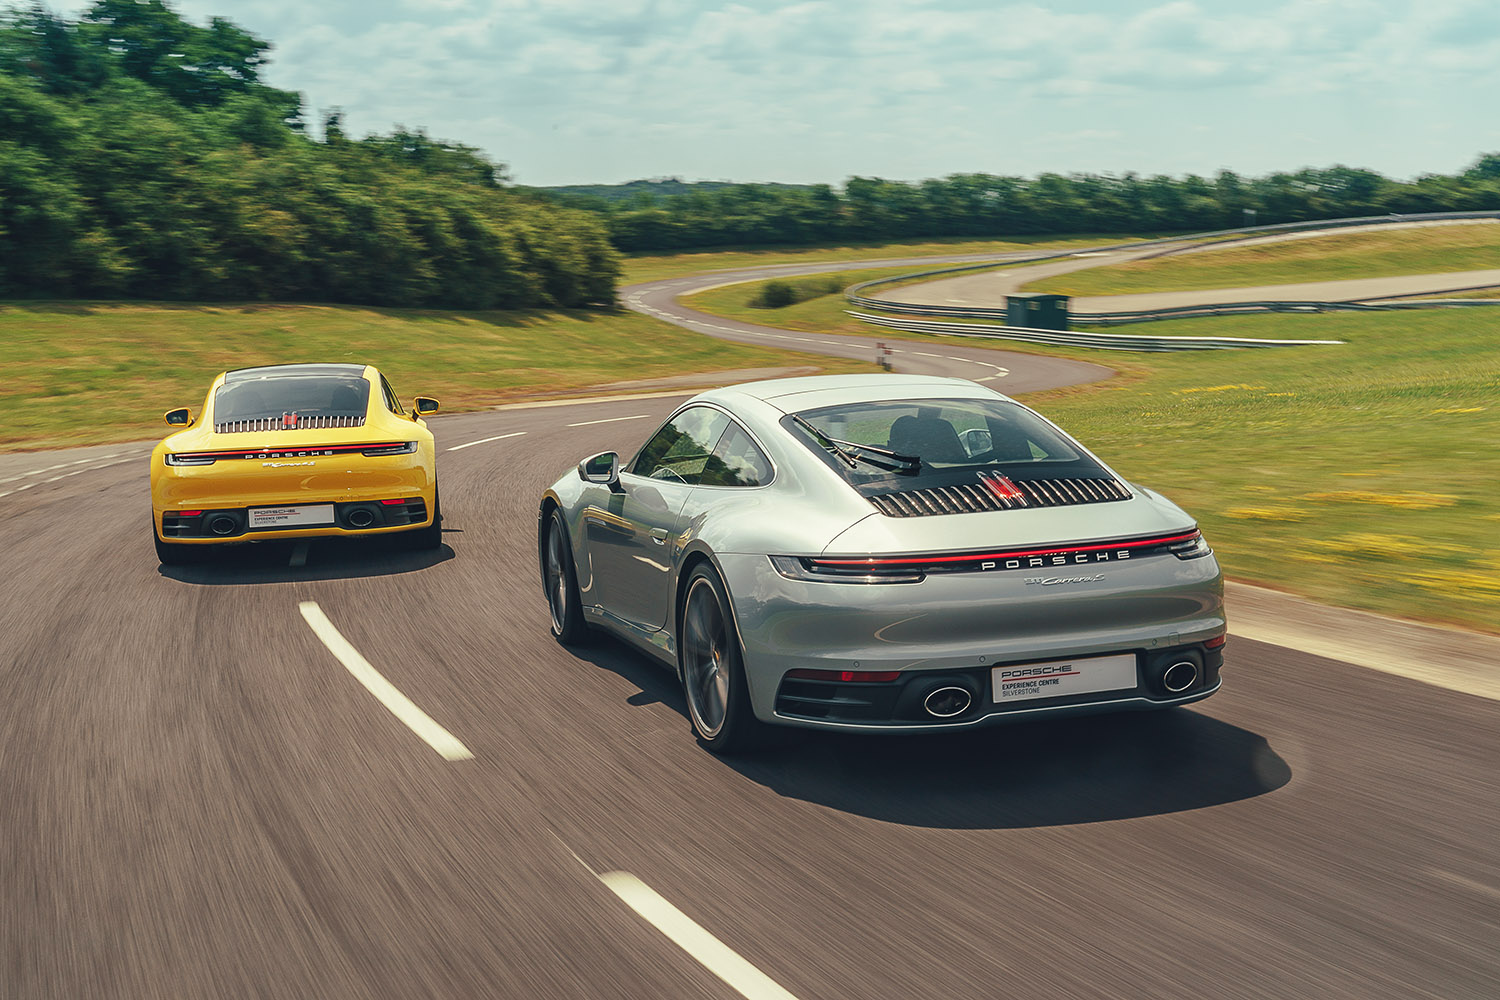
<box><xmin>682</xmin><ymin>577</ymin><xmax>731</xmax><ymax>738</ymax></box>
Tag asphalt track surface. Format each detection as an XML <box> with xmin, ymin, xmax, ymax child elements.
<box><xmin>874</xmin><ymin>220</ymin><xmax>1500</xmax><ymax>313</ymax></box>
<box><xmin>4</xmin><ymin>264</ymin><xmax>1498</xmax><ymax>998</ymax></box>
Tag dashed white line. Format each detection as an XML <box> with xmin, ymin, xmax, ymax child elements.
<box><xmin>447</xmin><ymin>430</ymin><xmax>527</xmax><ymax>452</ymax></box>
<box><xmin>596</xmin><ymin>871</ymin><xmax>801</xmax><ymax>1000</ymax></box>
<box><xmin>298</xmin><ymin>601</ymin><xmax>473</xmax><ymax>761</ymax></box>
<box><xmin>0</xmin><ymin>455</ymin><xmax>138</xmax><ymax>498</ymax></box>
<box><xmin>567</xmin><ymin>414</ymin><xmax>650</xmax><ymax>427</ymax></box>
<box><xmin>0</xmin><ymin>455</ymin><xmax>105</xmax><ymax>484</ymax></box>
<box><xmin>912</xmin><ymin>351</ymin><xmax>945</xmax><ymax>358</ymax></box>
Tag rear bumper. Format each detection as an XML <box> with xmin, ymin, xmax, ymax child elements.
<box><xmin>766</xmin><ymin>645</ymin><xmax>1224</xmax><ymax>733</ymax></box>
<box><xmin>716</xmin><ymin>550</ymin><xmax>1226</xmax><ymax>730</ymax></box>
<box><xmin>155</xmin><ymin>496</ymin><xmax>432</xmax><ymax>543</ymax></box>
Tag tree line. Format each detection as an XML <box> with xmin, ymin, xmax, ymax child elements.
<box><xmin>0</xmin><ymin>1</ymin><xmax>618</xmax><ymax>308</ymax></box>
<box><xmin>541</xmin><ymin>161</ymin><xmax>1500</xmax><ymax>254</ymax></box>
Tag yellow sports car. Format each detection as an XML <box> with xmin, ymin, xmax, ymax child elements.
<box><xmin>151</xmin><ymin>363</ymin><xmax>441</xmax><ymax>564</ymax></box>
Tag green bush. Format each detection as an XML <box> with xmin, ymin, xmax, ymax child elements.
<box><xmin>748</xmin><ymin>274</ymin><xmax>847</xmax><ymax>309</ymax></box>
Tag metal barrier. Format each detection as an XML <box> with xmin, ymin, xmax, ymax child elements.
<box><xmin>845</xmin><ymin>211</ymin><xmax>1500</xmax><ymax>324</ymax></box>
<box><xmin>846</xmin><ymin>312</ymin><xmax>1346</xmax><ymax>353</ymax></box>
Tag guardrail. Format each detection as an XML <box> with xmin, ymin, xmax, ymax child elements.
<box><xmin>847</xmin><ymin>312</ymin><xmax>1346</xmax><ymax>353</ymax></box>
<box><xmin>844</xmin><ymin>210</ymin><xmax>1500</xmax><ymax>323</ymax></box>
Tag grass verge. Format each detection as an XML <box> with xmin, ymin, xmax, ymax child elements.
<box><xmin>1021</xmin><ymin>222</ymin><xmax>1500</xmax><ymax>296</ymax></box>
<box><xmin>0</xmin><ymin>301</ymin><xmax>869</xmax><ymax>451</ymax></box>
<box><xmin>685</xmin><ymin>284</ymin><xmax>1500</xmax><ymax>632</ymax></box>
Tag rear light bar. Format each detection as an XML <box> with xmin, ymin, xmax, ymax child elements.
<box><xmin>786</xmin><ymin>669</ymin><xmax>902</xmax><ymax>683</ymax></box>
<box><xmin>164</xmin><ymin>442</ymin><xmax>415</xmax><ymax>465</ymax></box>
<box><xmin>773</xmin><ymin>530</ymin><xmax>1208</xmax><ymax>582</ymax></box>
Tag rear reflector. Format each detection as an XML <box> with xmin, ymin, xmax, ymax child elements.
<box><xmin>786</xmin><ymin>669</ymin><xmax>902</xmax><ymax>683</ymax></box>
<box><xmin>379</xmin><ymin>498</ymin><xmax>408</xmax><ymax>505</ymax></box>
<box><xmin>1205</xmin><ymin>634</ymin><xmax>1227</xmax><ymax>649</ymax></box>
<box><xmin>176</xmin><ymin>510</ymin><xmax>203</xmax><ymax>517</ymax></box>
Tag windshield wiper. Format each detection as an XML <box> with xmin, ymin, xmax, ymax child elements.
<box><xmin>791</xmin><ymin>415</ymin><xmax>921</xmax><ymax>474</ymax></box>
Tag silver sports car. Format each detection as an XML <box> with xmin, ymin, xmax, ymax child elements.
<box><xmin>538</xmin><ymin>374</ymin><xmax>1225</xmax><ymax>752</ymax></box>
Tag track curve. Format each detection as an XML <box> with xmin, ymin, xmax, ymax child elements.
<box><xmin>3</xmin><ymin>276</ymin><xmax>1498</xmax><ymax>997</ymax></box>
<box><xmin>622</xmin><ymin>254</ymin><xmax>1111</xmax><ymax>393</ymax></box>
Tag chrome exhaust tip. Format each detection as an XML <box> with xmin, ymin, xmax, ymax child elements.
<box><xmin>923</xmin><ymin>685</ymin><xmax>972</xmax><ymax>718</ymax></box>
<box><xmin>1162</xmin><ymin>661</ymin><xmax>1198</xmax><ymax>693</ymax></box>
<box><xmin>208</xmin><ymin>515</ymin><xmax>237</xmax><ymax>536</ymax></box>
<box><xmin>346</xmin><ymin>508</ymin><xmax>375</xmax><ymax>528</ymax></box>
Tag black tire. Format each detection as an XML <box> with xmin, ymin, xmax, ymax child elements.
<box><xmin>677</xmin><ymin>564</ymin><xmax>767</xmax><ymax>754</ymax></box>
<box><xmin>407</xmin><ymin>486</ymin><xmax>442</xmax><ymax>550</ymax></box>
<box><xmin>543</xmin><ymin>509</ymin><xmax>589</xmax><ymax>645</ymax></box>
<box><xmin>152</xmin><ymin>521</ymin><xmax>199</xmax><ymax>565</ymax></box>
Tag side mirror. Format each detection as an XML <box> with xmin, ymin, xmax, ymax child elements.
<box><xmin>164</xmin><ymin>407</ymin><xmax>193</xmax><ymax>427</ymax></box>
<box><xmin>578</xmin><ymin>451</ymin><xmax>623</xmax><ymax>492</ymax></box>
<box><xmin>412</xmin><ymin>396</ymin><xmax>440</xmax><ymax>417</ymax></box>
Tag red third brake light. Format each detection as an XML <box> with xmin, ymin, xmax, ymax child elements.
<box><xmin>787</xmin><ymin>668</ymin><xmax>902</xmax><ymax>683</ymax></box>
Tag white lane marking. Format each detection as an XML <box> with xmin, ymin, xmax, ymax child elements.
<box><xmin>288</xmin><ymin>541</ymin><xmax>309</xmax><ymax>567</ymax></box>
<box><xmin>493</xmin><ymin>390</ymin><xmax>695</xmax><ymax>411</ymax></box>
<box><xmin>912</xmin><ymin>351</ymin><xmax>944</xmax><ymax>358</ymax></box>
<box><xmin>447</xmin><ymin>430</ymin><xmax>527</xmax><ymax>452</ymax></box>
<box><xmin>298</xmin><ymin>601</ymin><xmax>473</xmax><ymax>761</ymax></box>
<box><xmin>0</xmin><ymin>455</ymin><xmax>138</xmax><ymax>498</ymax></box>
<box><xmin>0</xmin><ymin>455</ymin><xmax>106</xmax><ymax>484</ymax></box>
<box><xmin>597</xmin><ymin>871</ymin><xmax>801</xmax><ymax>1000</ymax></box>
<box><xmin>568</xmin><ymin>414</ymin><xmax>650</xmax><ymax>428</ymax></box>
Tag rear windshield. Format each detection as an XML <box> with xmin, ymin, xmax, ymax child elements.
<box><xmin>785</xmin><ymin>397</ymin><xmax>1109</xmax><ymax>494</ymax></box>
<box><xmin>215</xmin><ymin>375</ymin><xmax>371</xmax><ymax>423</ymax></box>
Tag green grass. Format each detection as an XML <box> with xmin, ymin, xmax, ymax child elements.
<box><xmin>1023</xmin><ymin>223</ymin><xmax>1500</xmax><ymax>296</ymax></box>
<box><xmin>684</xmin><ymin>281</ymin><xmax>1500</xmax><ymax>632</ymax></box>
<box><xmin>0</xmin><ymin>301</ymin><xmax>869</xmax><ymax>451</ymax></box>
<box><xmin>619</xmin><ymin>233</ymin><xmax>1164</xmax><ymax>285</ymax></box>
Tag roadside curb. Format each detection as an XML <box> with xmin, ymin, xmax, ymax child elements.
<box><xmin>1227</xmin><ymin>581</ymin><xmax>1500</xmax><ymax>701</ymax></box>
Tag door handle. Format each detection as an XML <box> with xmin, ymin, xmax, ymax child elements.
<box><xmin>650</xmin><ymin>528</ymin><xmax>669</xmax><ymax>545</ymax></box>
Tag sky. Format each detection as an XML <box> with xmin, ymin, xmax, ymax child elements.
<box><xmin>52</xmin><ymin>0</ymin><xmax>1500</xmax><ymax>186</ymax></box>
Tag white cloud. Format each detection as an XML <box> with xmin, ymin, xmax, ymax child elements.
<box><xmin>47</xmin><ymin>0</ymin><xmax>1500</xmax><ymax>183</ymax></box>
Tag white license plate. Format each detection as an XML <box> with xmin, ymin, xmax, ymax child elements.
<box><xmin>992</xmin><ymin>652</ymin><xmax>1137</xmax><ymax>702</ymax></box>
<box><xmin>249</xmin><ymin>504</ymin><xmax>335</xmax><ymax>529</ymax></box>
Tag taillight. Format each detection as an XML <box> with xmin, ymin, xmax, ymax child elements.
<box><xmin>362</xmin><ymin>441</ymin><xmax>418</xmax><ymax>457</ymax></box>
<box><xmin>1205</xmin><ymin>634</ymin><xmax>1227</xmax><ymax>649</ymax></box>
<box><xmin>1166</xmin><ymin>532</ymin><xmax>1213</xmax><ymax>559</ymax></box>
<box><xmin>164</xmin><ymin>452</ymin><xmax>216</xmax><ymax>466</ymax></box>
<box><xmin>769</xmin><ymin>555</ymin><xmax>924</xmax><ymax>584</ymax></box>
<box><xmin>786</xmin><ymin>669</ymin><xmax>902</xmax><ymax>682</ymax></box>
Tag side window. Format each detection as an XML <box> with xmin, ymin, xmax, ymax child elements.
<box><xmin>380</xmin><ymin>375</ymin><xmax>404</xmax><ymax>415</ymax></box>
<box><xmin>630</xmin><ymin>407</ymin><xmax>730</xmax><ymax>484</ymax></box>
<box><xmin>700</xmin><ymin>422</ymin><xmax>772</xmax><ymax>487</ymax></box>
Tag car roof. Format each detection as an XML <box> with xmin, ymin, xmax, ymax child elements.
<box><xmin>696</xmin><ymin>373</ymin><xmax>1008</xmax><ymax>414</ymax></box>
<box><xmin>223</xmin><ymin>363</ymin><xmax>370</xmax><ymax>383</ymax></box>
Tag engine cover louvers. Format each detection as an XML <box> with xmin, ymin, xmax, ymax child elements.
<box><xmin>213</xmin><ymin>415</ymin><xmax>366</xmax><ymax>433</ymax></box>
<box><xmin>870</xmin><ymin>476</ymin><xmax>1131</xmax><ymax>517</ymax></box>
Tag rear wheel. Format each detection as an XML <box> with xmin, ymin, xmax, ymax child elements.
<box><xmin>407</xmin><ymin>486</ymin><xmax>442</xmax><ymax>550</ymax></box>
<box><xmin>679</xmin><ymin>565</ymin><xmax>767</xmax><ymax>754</ymax></box>
<box><xmin>544</xmin><ymin>509</ymin><xmax>589</xmax><ymax>645</ymax></box>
